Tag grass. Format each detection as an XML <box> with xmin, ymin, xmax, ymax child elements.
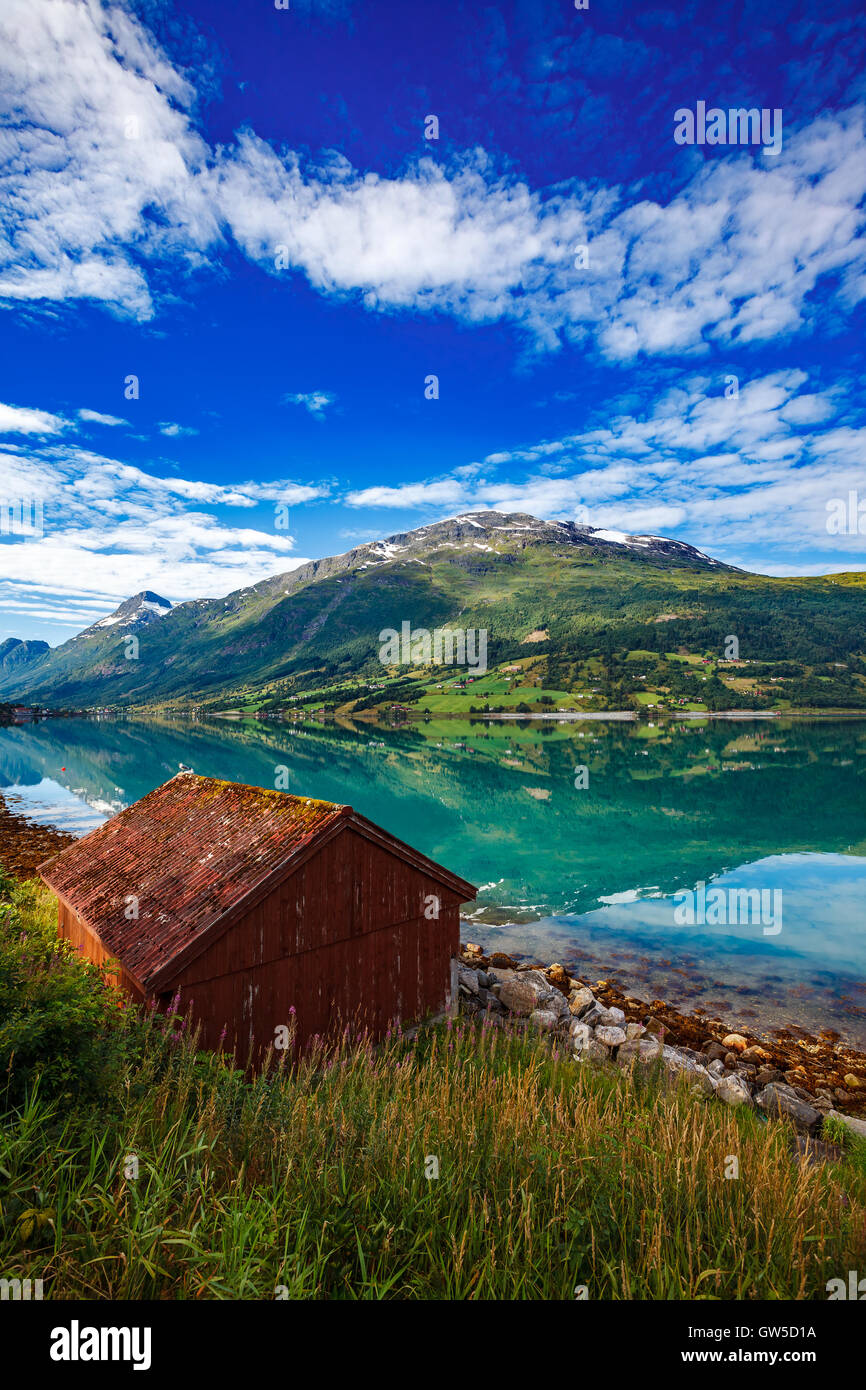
<box><xmin>2</xmin><ymin>879</ymin><xmax>866</xmax><ymax>1300</ymax></box>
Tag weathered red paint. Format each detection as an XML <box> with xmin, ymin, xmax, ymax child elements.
<box><xmin>38</xmin><ymin>773</ymin><xmax>476</xmax><ymax>1060</ymax></box>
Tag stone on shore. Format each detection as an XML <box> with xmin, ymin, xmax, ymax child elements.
<box><xmin>617</xmin><ymin>1037</ymin><xmax>662</xmax><ymax>1067</ymax></box>
<box><xmin>568</xmin><ymin>1021</ymin><xmax>594</xmax><ymax>1053</ymax></box>
<box><xmin>546</xmin><ymin>963</ymin><xmax>570</xmax><ymax>993</ymax></box>
<box><xmin>716</xmin><ymin>1074</ymin><xmax>752</xmax><ymax>1107</ymax></box>
<box><xmin>568</xmin><ymin>986</ymin><xmax>596</xmax><ymax>1018</ymax></box>
<box><xmin>498</xmin><ymin>969</ymin><xmax>569</xmax><ymax>1020</ymax></box>
<box><xmin>529</xmin><ymin>1008</ymin><xmax>560</xmax><ymax>1032</ymax></box>
<box><xmin>497</xmin><ymin>977</ymin><xmax>544</xmax><ymax>1015</ymax></box>
<box><xmin>755</xmin><ymin>1066</ymin><xmax>784</xmax><ymax>1086</ymax></box>
<box><xmin>662</xmin><ymin>1046</ymin><xmax>715</xmax><ymax>1094</ymax></box>
<box><xmin>596</xmin><ymin>1025</ymin><xmax>627</xmax><ymax>1049</ymax></box>
<box><xmin>756</xmin><ymin>1083</ymin><xmax>821</xmax><ymax>1132</ymax></box>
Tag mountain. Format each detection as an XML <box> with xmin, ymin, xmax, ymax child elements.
<box><xmin>74</xmin><ymin>591</ymin><xmax>173</xmax><ymax>641</ymax></box>
<box><xmin>0</xmin><ymin>637</ymin><xmax>50</xmax><ymax>673</ymax></box>
<box><xmin>235</xmin><ymin>513</ymin><xmax>733</xmax><ymax>612</ymax></box>
<box><xmin>0</xmin><ymin>512</ymin><xmax>863</xmax><ymax>709</ymax></box>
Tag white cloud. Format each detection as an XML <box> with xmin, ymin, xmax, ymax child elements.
<box><xmin>0</xmin><ymin>423</ymin><xmax>330</xmax><ymax>631</ymax></box>
<box><xmin>0</xmin><ymin>401</ymin><xmax>66</xmax><ymax>435</ymax></box>
<box><xmin>158</xmin><ymin>421</ymin><xmax>199</xmax><ymax>437</ymax></box>
<box><xmin>1</xmin><ymin>2</ymin><xmax>864</xmax><ymax>358</ymax></box>
<box><xmin>284</xmin><ymin>391</ymin><xmax>336</xmax><ymax>419</ymax></box>
<box><xmin>346</xmin><ymin>479</ymin><xmax>466</xmax><ymax>509</ymax></box>
<box><xmin>77</xmin><ymin>409</ymin><xmax>128</xmax><ymax>427</ymax></box>
<box><xmin>0</xmin><ymin>0</ymin><xmax>218</xmax><ymax>320</ymax></box>
<box><xmin>149</xmin><ymin>109</ymin><xmax>866</xmax><ymax>355</ymax></box>
<box><xmin>754</xmin><ymin>561</ymin><xmax>866</xmax><ymax>577</ymax></box>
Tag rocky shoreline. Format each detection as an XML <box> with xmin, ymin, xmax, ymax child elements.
<box><xmin>0</xmin><ymin>791</ymin><xmax>76</xmax><ymax>878</ymax></box>
<box><xmin>458</xmin><ymin>941</ymin><xmax>866</xmax><ymax>1142</ymax></box>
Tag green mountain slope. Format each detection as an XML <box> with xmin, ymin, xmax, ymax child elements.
<box><xmin>2</xmin><ymin>512</ymin><xmax>865</xmax><ymax>709</ymax></box>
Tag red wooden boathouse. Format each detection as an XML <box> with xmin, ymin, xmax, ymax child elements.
<box><xmin>38</xmin><ymin>773</ymin><xmax>476</xmax><ymax>1058</ymax></box>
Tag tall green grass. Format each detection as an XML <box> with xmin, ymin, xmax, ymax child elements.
<box><xmin>2</xmin><ymin>876</ymin><xmax>865</xmax><ymax>1300</ymax></box>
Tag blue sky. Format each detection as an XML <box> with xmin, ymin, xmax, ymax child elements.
<box><xmin>1</xmin><ymin>0</ymin><xmax>865</xmax><ymax>644</ymax></box>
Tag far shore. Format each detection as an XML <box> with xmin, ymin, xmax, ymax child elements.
<box><xmin>8</xmin><ymin>703</ymin><xmax>866</xmax><ymax>724</ymax></box>
<box><xmin>206</xmin><ymin>706</ymin><xmax>866</xmax><ymax>724</ymax></box>
<box><xmin>476</xmin><ymin>709</ymin><xmax>636</xmax><ymax>720</ymax></box>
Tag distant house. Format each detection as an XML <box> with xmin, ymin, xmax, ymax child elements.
<box><xmin>38</xmin><ymin>774</ymin><xmax>475</xmax><ymax>1060</ymax></box>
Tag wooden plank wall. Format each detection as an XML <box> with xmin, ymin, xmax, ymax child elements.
<box><xmin>57</xmin><ymin>899</ymin><xmax>146</xmax><ymax>1000</ymax></box>
<box><xmin>169</xmin><ymin>905</ymin><xmax>459</xmax><ymax>1062</ymax></box>
<box><xmin>167</xmin><ymin>827</ymin><xmax>461</xmax><ymax>1060</ymax></box>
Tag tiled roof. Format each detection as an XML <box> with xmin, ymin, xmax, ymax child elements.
<box><xmin>38</xmin><ymin>774</ymin><xmax>349</xmax><ymax>989</ymax></box>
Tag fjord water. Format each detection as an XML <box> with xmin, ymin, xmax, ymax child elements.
<box><xmin>2</xmin><ymin>715</ymin><xmax>866</xmax><ymax>1045</ymax></box>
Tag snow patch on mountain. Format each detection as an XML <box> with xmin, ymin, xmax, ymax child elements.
<box><xmin>78</xmin><ymin>591</ymin><xmax>173</xmax><ymax>640</ymax></box>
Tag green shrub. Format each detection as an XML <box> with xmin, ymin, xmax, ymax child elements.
<box><xmin>0</xmin><ymin>871</ymin><xmax>146</xmax><ymax>1110</ymax></box>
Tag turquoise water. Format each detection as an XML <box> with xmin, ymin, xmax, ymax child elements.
<box><xmin>2</xmin><ymin>714</ymin><xmax>865</xmax><ymax>1044</ymax></box>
